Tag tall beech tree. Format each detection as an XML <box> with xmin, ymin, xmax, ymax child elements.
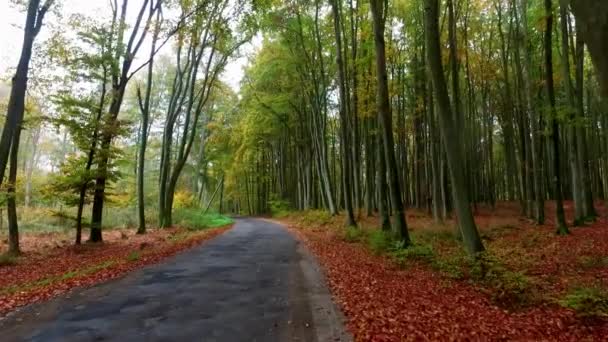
<box><xmin>424</xmin><ymin>0</ymin><xmax>484</xmax><ymax>254</ymax></box>
<box><xmin>370</xmin><ymin>0</ymin><xmax>410</xmax><ymax>244</ymax></box>
<box><xmin>2</xmin><ymin>0</ymin><xmax>55</xmax><ymax>255</ymax></box>
<box><xmin>544</xmin><ymin>0</ymin><xmax>568</xmax><ymax>235</ymax></box>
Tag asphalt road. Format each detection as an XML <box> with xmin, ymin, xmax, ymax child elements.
<box><xmin>0</xmin><ymin>218</ymin><xmax>350</xmax><ymax>342</ymax></box>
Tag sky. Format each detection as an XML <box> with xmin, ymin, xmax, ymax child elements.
<box><xmin>0</xmin><ymin>0</ymin><xmax>257</xmax><ymax>91</ymax></box>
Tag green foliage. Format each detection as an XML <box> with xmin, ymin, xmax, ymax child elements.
<box><xmin>367</xmin><ymin>230</ymin><xmax>396</xmax><ymax>254</ymax></box>
<box><xmin>0</xmin><ymin>254</ymin><xmax>18</xmax><ymax>267</ymax></box>
<box><xmin>391</xmin><ymin>243</ymin><xmax>435</xmax><ymax>264</ymax></box>
<box><xmin>559</xmin><ymin>285</ymin><xmax>608</xmax><ymax>317</ymax></box>
<box><xmin>127</xmin><ymin>251</ymin><xmax>141</xmax><ymax>262</ymax></box>
<box><xmin>269</xmin><ymin>195</ymin><xmax>291</xmax><ymax>218</ymax></box>
<box><xmin>469</xmin><ymin>253</ymin><xmax>533</xmax><ymax>306</ymax></box>
<box><xmin>173</xmin><ymin>209</ymin><xmax>233</xmax><ymax>231</ymax></box>
<box><xmin>300</xmin><ymin>210</ymin><xmax>333</xmax><ymax>226</ymax></box>
<box><xmin>343</xmin><ymin>226</ymin><xmax>366</xmax><ymax>243</ymax></box>
<box><xmin>578</xmin><ymin>255</ymin><xmax>608</xmax><ymax>270</ymax></box>
<box><xmin>412</xmin><ymin>225</ymin><xmax>456</xmax><ymax>243</ymax></box>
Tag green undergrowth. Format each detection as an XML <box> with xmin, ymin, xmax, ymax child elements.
<box><xmin>127</xmin><ymin>250</ymin><xmax>141</xmax><ymax>262</ymax></box>
<box><xmin>558</xmin><ymin>284</ymin><xmax>608</xmax><ymax>317</ymax></box>
<box><xmin>173</xmin><ymin>209</ymin><xmax>233</xmax><ymax>230</ymax></box>
<box><xmin>269</xmin><ymin>197</ymin><xmax>292</xmax><ymax>218</ymax></box>
<box><xmin>0</xmin><ymin>260</ymin><xmax>115</xmax><ymax>295</ymax></box>
<box><xmin>0</xmin><ymin>207</ymin><xmax>232</xmax><ymax>238</ymax></box>
<box><xmin>294</xmin><ymin>210</ymin><xmax>334</xmax><ymax>226</ymax></box>
<box><xmin>340</xmin><ymin>225</ymin><xmax>537</xmax><ymax>309</ymax></box>
<box><xmin>0</xmin><ymin>253</ymin><xmax>18</xmax><ymax>266</ymax></box>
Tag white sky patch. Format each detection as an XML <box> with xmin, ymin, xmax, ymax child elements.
<box><xmin>0</xmin><ymin>0</ymin><xmax>255</xmax><ymax>91</ymax></box>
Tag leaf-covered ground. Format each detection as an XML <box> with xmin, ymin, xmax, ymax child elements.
<box><xmin>282</xmin><ymin>202</ymin><xmax>608</xmax><ymax>341</ymax></box>
<box><xmin>0</xmin><ymin>225</ymin><xmax>231</xmax><ymax>316</ymax></box>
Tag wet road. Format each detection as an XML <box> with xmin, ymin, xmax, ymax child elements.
<box><xmin>0</xmin><ymin>218</ymin><xmax>350</xmax><ymax>342</ymax></box>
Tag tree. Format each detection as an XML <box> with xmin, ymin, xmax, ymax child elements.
<box><xmin>88</xmin><ymin>0</ymin><xmax>162</xmax><ymax>242</ymax></box>
<box><xmin>424</xmin><ymin>0</ymin><xmax>484</xmax><ymax>254</ymax></box>
<box><xmin>136</xmin><ymin>7</ymin><xmax>162</xmax><ymax>234</ymax></box>
<box><xmin>330</xmin><ymin>0</ymin><xmax>356</xmax><ymax>227</ymax></box>
<box><xmin>370</xmin><ymin>0</ymin><xmax>410</xmax><ymax>244</ymax></box>
<box><xmin>544</xmin><ymin>0</ymin><xmax>569</xmax><ymax>235</ymax></box>
<box><xmin>2</xmin><ymin>0</ymin><xmax>55</xmax><ymax>255</ymax></box>
<box><xmin>569</xmin><ymin>1</ymin><xmax>608</xmax><ymax>96</ymax></box>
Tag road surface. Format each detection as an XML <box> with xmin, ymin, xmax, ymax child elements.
<box><xmin>0</xmin><ymin>218</ymin><xmax>350</xmax><ymax>342</ymax></box>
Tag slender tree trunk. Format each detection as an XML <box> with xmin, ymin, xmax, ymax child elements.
<box><xmin>425</xmin><ymin>0</ymin><xmax>485</xmax><ymax>254</ymax></box>
<box><xmin>136</xmin><ymin>10</ymin><xmax>161</xmax><ymax>234</ymax></box>
<box><xmin>574</xmin><ymin>22</ymin><xmax>597</xmax><ymax>219</ymax></box>
<box><xmin>370</xmin><ymin>0</ymin><xmax>411</xmax><ymax>244</ymax></box>
<box><xmin>568</xmin><ymin>1</ymin><xmax>608</xmax><ymax>96</ymax></box>
<box><xmin>7</xmin><ymin>124</ymin><xmax>23</xmax><ymax>255</ymax></box>
<box><xmin>330</xmin><ymin>0</ymin><xmax>356</xmax><ymax>227</ymax></box>
<box><xmin>545</xmin><ymin>0</ymin><xmax>569</xmax><ymax>234</ymax></box>
<box><xmin>0</xmin><ymin>0</ymin><xmax>51</xmax><ymax>187</ymax></box>
<box><xmin>559</xmin><ymin>0</ymin><xmax>584</xmax><ymax>225</ymax></box>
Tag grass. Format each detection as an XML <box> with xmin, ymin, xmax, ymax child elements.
<box><xmin>578</xmin><ymin>255</ymin><xmax>608</xmax><ymax>270</ymax></box>
<box><xmin>0</xmin><ymin>260</ymin><xmax>116</xmax><ymax>295</ymax></box>
<box><xmin>173</xmin><ymin>209</ymin><xmax>233</xmax><ymax>230</ymax></box>
<box><xmin>336</xmin><ymin>221</ymin><xmax>536</xmax><ymax>308</ymax></box>
<box><xmin>558</xmin><ymin>284</ymin><xmax>608</xmax><ymax>317</ymax></box>
<box><xmin>127</xmin><ymin>251</ymin><xmax>141</xmax><ymax>262</ymax></box>
<box><xmin>0</xmin><ymin>253</ymin><xmax>18</xmax><ymax>266</ymax></box>
<box><xmin>0</xmin><ymin>207</ymin><xmax>234</xmax><ymax>237</ymax></box>
<box><xmin>299</xmin><ymin>210</ymin><xmax>333</xmax><ymax>226</ymax></box>
<box><xmin>343</xmin><ymin>226</ymin><xmax>366</xmax><ymax>243</ymax></box>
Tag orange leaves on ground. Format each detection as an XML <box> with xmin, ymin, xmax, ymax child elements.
<box><xmin>283</xmin><ymin>203</ymin><xmax>608</xmax><ymax>341</ymax></box>
<box><xmin>0</xmin><ymin>226</ymin><xmax>230</xmax><ymax>316</ymax></box>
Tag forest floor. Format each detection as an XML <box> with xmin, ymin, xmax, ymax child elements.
<box><xmin>0</xmin><ymin>222</ymin><xmax>232</xmax><ymax>316</ymax></box>
<box><xmin>280</xmin><ymin>201</ymin><xmax>608</xmax><ymax>341</ymax></box>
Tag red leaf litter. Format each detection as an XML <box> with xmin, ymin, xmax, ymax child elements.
<box><xmin>282</xmin><ymin>202</ymin><xmax>608</xmax><ymax>341</ymax></box>
<box><xmin>0</xmin><ymin>226</ymin><xmax>231</xmax><ymax>316</ymax></box>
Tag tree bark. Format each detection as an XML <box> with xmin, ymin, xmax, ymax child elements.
<box><xmin>424</xmin><ymin>0</ymin><xmax>485</xmax><ymax>254</ymax></box>
<box><xmin>370</xmin><ymin>0</ymin><xmax>411</xmax><ymax>244</ymax></box>
<box><xmin>545</xmin><ymin>0</ymin><xmax>569</xmax><ymax>234</ymax></box>
<box><xmin>330</xmin><ymin>0</ymin><xmax>356</xmax><ymax>227</ymax></box>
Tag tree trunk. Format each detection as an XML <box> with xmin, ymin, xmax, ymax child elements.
<box><xmin>424</xmin><ymin>0</ymin><xmax>485</xmax><ymax>254</ymax></box>
<box><xmin>0</xmin><ymin>0</ymin><xmax>51</xmax><ymax>187</ymax></box>
<box><xmin>330</xmin><ymin>0</ymin><xmax>356</xmax><ymax>227</ymax></box>
<box><xmin>545</xmin><ymin>0</ymin><xmax>569</xmax><ymax>234</ymax></box>
<box><xmin>7</xmin><ymin>124</ymin><xmax>23</xmax><ymax>255</ymax></box>
<box><xmin>370</xmin><ymin>0</ymin><xmax>411</xmax><ymax>244</ymax></box>
<box><xmin>569</xmin><ymin>1</ymin><xmax>608</xmax><ymax>96</ymax></box>
<box><xmin>559</xmin><ymin>0</ymin><xmax>585</xmax><ymax>225</ymax></box>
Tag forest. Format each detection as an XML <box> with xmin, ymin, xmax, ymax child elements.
<box><xmin>1</xmin><ymin>0</ymin><xmax>608</xmax><ymax>339</ymax></box>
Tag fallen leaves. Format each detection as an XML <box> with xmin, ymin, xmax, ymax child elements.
<box><xmin>283</xmin><ymin>202</ymin><xmax>608</xmax><ymax>341</ymax></box>
<box><xmin>0</xmin><ymin>225</ymin><xmax>231</xmax><ymax>316</ymax></box>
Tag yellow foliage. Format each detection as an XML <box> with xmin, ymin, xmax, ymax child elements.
<box><xmin>174</xmin><ymin>190</ymin><xmax>196</xmax><ymax>209</ymax></box>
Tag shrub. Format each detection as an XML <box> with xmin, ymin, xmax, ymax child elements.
<box><xmin>413</xmin><ymin>225</ymin><xmax>456</xmax><ymax>243</ymax></box>
<box><xmin>559</xmin><ymin>285</ymin><xmax>608</xmax><ymax>317</ymax></box>
<box><xmin>0</xmin><ymin>254</ymin><xmax>18</xmax><ymax>266</ymax></box>
<box><xmin>269</xmin><ymin>196</ymin><xmax>292</xmax><ymax>218</ymax></box>
<box><xmin>391</xmin><ymin>243</ymin><xmax>435</xmax><ymax>264</ymax></box>
<box><xmin>127</xmin><ymin>251</ymin><xmax>141</xmax><ymax>262</ymax></box>
<box><xmin>299</xmin><ymin>210</ymin><xmax>333</xmax><ymax>226</ymax></box>
<box><xmin>367</xmin><ymin>230</ymin><xmax>397</xmax><ymax>254</ymax></box>
<box><xmin>343</xmin><ymin>226</ymin><xmax>365</xmax><ymax>243</ymax></box>
<box><xmin>470</xmin><ymin>253</ymin><xmax>533</xmax><ymax>306</ymax></box>
<box><xmin>173</xmin><ymin>190</ymin><xmax>197</xmax><ymax>209</ymax></box>
<box><xmin>173</xmin><ymin>209</ymin><xmax>233</xmax><ymax>230</ymax></box>
<box><xmin>578</xmin><ymin>255</ymin><xmax>608</xmax><ymax>270</ymax></box>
